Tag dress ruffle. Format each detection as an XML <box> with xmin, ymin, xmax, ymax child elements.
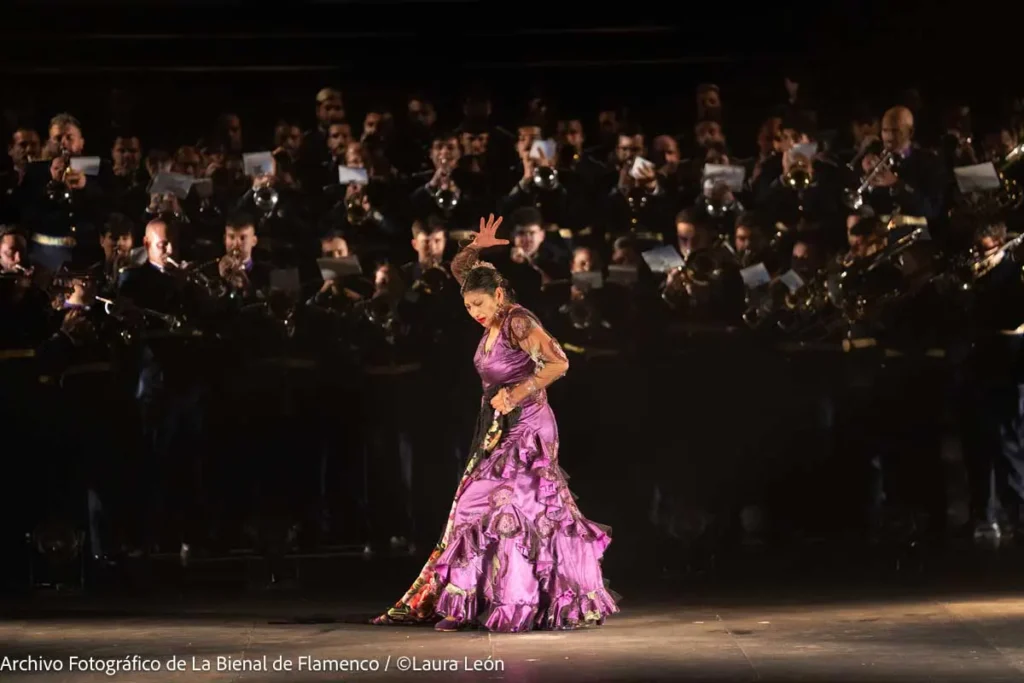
<box><xmin>430</xmin><ymin>423</ymin><xmax>619</xmax><ymax>632</ymax></box>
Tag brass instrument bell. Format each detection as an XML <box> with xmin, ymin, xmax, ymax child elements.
<box><xmin>532</xmin><ymin>165</ymin><xmax>559</xmax><ymax>191</ymax></box>
<box><xmin>254</xmin><ymin>185</ymin><xmax>279</xmax><ymax>213</ymax></box>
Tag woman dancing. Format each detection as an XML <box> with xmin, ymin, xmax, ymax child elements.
<box><xmin>371</xmin><ymin>214</ymin><xmax>619</xmax><ymax>632</ymax></box>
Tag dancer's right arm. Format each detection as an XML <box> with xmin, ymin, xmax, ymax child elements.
<box><xmin>451</xmin><ymin>214</ymin><xmax>508</xmax><ymax>286</ymax></box>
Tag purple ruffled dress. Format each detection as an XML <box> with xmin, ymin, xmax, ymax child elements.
<box><xmin>428</xmin><ymin>307</ymin><xmax>620</xmax><ymax>632</ymax></box>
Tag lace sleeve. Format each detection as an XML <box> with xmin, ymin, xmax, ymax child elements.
<box><xmin>506</xmin><ymin>308</ymin><xmax>569</xmax><ymax>405</ymax></box>
<box><xmin>450</xmin><ymin>243</ymin><xmax>481</xmax><ymax>287</ymax></box>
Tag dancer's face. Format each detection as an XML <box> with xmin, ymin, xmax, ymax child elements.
<box><xmin>463</xmin><ymin>287</ymin><xmax>504</xmax><ymax>328</ymax></box>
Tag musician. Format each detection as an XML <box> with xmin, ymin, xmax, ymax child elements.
<box><xmin>353</xmin><ymin>262</ymin><xmax>426</xmax><ymax>554</ymax></box>
<box><xmin>858</xmin><ymin>106</ymin><xmax>945</xmax><ymax>223</ymax></box>
<box><xmin>116</xmin><ymin>218</ymin><xmax>210</xmax><ymax>557</ymax></box>
<box><xmin>401</xmin><ymin>218</ymin><xmax>449</xmax><ymax>283</ymax></box>
<box><xmin>198</xmin><ymin>212</ymin><xmax>273</xmax><ymax>304</ymax></box>
<box><xmin>92</xmin><ymin>212</ymin><xmax>135</xmax><ymax>295</ymax></box>
<box><xmin>295</xmin><ymin>88</ymin><xmax>345</xmax><ymax>189</ymax></box>
<box><xmin>20</xmin><ymin>113</ymin><xmax>113</xmax><ymax>272</ymax></box>
<box><xmin>733</xmin><ymin>212</ymin><xmax>769</xmax><ymax>268</ymax></box>
<box><xmin>499</xmin><ymin>125</ymin><xmax>571</xmax><ymax>228</ymax></box>
<box><xmin>959</xmin><ymin>220</ymin><xmax>1024</xmax><ymax>542</ymax></box>
<box><xmin>0</xmin><ymin>227</ymin><xmax>51</xmax><ymax>347</ymax></box>
<box><xmin>598</xmin><ymin>128</ymin><xmax>674</xmax><ymax>242</ymax></box>
<box><xmin>1</xmin><ymin>128</ymin><xmax>42</xmax><ymax>223</ymax></box>
<box><xmin>109</xmin><ymin>132</ymin><xmax>148</xmax><ymax>214</ymax></box>
<box><xmin>753</xmin><ymin>116</ymin><xmax>844</xmax><ymax>236</ymax></box>
<box><xmin>409</xmin><ymin>131</ymin><xmax>487</xmax><ymax>231</ymax></box>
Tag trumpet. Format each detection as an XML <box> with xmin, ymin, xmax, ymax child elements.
<box><xmin>842</xmin><ymin>149</ymin><xmax>898</xmax><ymax>210</ymax></box>
<box><xmin>95</xmin><ymin>295</ymin><xmax>183</xmax><ymax>333</ymax></box>
<box><xmin>165</xmin><ymin>257</ymin><xmax>226</xmax><ymax>297</ymax></box>
<box><xmin>253</xmin><ymin>185</ymin><xmax>279</xmax><ymax>213</ymax></box>
<box><xmin>701</xmin><ymin>177</ymin><xmax>740</xmax><ymax>218</ymax></box>
<box><xmin>431</xmin><ymin>159</ymin><xmax>460</xmax><ymax>213</ymax></box>
<box><xmin>346</xmin><ymin>191</ymin><xmax>369</xmax><ymax>225</ymax></box>
<box><xmin>782</xmin><ymin>156</ymin><xmax>812</xmax><ymax>191</ymax></box>
<box><xmin>532</xmin><ymin>165</ymin><xmax>560</xmax><ymax>191</ymax></box>
<box><xmin>432</xmin><ymin>185</ymin><xmax>459</xmax><ymax>213</ymax></box>
<box><xmin>45</xmin><ymin>147</ymin><xmax>73</xmax><ymax>205</ymax></box>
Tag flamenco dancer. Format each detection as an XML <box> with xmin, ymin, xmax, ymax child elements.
<box><xmin>372</xmin><ymin>214</ymin><xmax>619</xmax><ymax>632</ymax></box>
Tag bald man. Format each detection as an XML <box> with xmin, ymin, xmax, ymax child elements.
<box><xmin>856</xmin><ymin>105</ymin><xmax>944</xmax><ymax>223</ymax></box>
<box><xmin>116</xmin><ymin>219</ymin><xmax>184</xmax><ymax>314</ymax></box>
<box><xmin>115</xmin><ymin>217</ymin><xmax>206</xmax><ymax>558</ymax></box>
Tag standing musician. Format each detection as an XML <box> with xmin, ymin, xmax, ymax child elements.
<box><xmin>197</xmin><ymin>211</ymin><xmax>273</xmax><ymax>304</ymax></box>
<box><xmin>958</xmin><ymin>219</ymin><xmax>1024</xmax><ymax>543</ymax></box>
<box><xmin>116</xmin><ymin>218</ymin><xmax>212</xmax><ymax>559</ymax></box>
<box><xmin>856</xmin><ymin>106</ymin><xmax>945</xmax><ymax>224</ymax></box>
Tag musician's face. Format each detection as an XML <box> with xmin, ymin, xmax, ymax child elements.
<box><xmin>734</xmin><ymin>226</ymin><xmax>752</xmax><ymax>253</ymax></box>
<box><xmin>518</xmin><ymin>224</ymin><xmax>544</xmax><ymax>255</ymax></box>
<box><xmin>327</xmin><ymin>123</ymin><xmax>352</xmax><ymax>155</ymax></box>
<box><xmin>463</xmin><ymin>288</ymin><xmax>503</xmax><ymax>328</ymax></box>
<box><xmin>979</xmin><ymin>235</ymin><xmax>1001</xmax><ymax>251</ymax></box>
<box><xmin>224</xmin><ymin>226</ymin><xmax>257</xmax><ymax>260</ymax></box>
<box><xmin>9</xmin><ymin>129</ymin><xmax>40</xmax><ymax>165</ymax></box>
<box><xmin>318</xmin><ymin>97</ymin><xmax>345</xmax><ymax>126</ymax></box>
<box><xmin>676</xmin><ymin>222</ymin><xmax>696</xmax><ymax>256</ymax></box>
<box><xmin>144</xmin><ymin>225</ymin><xmax>173</xmax><ymax>267</ymax></box>
<box><xmin>427</xmin><ymin>229</ymin><xmax>446</xmax><ymax>259</ymax></box>
<box><xmin>412</xmin><ymin>232</ymin><xmax>430</xmax><ymax>261</ymax></box>
<box><xmin>430</xmin><ymin>137</ymin><xmax>460</xmax><ymax>168</ymax></box>
<box><xmin>563</xmin><ymin>120</ymin><xmax>585</xmax><ymax>149</ymax></box>
<box><xmin>616</xmin><ymin>135</ymin><xmax>643</xmax><ymax>165</ymax></box>
<box><xmin>100</xmin><ymin>232</ymin><xmax>133</xmax><ymax>261</ymax></box>
<box><xmin>0</xmin><ymin>235</ymin><xmax>25</xmax><ymax>272</ymax></box>
<box><xmin>345</xmin><ymin>142</ymin><xmax>364</xmax><ymax>168</ymax></box>
<box><xmin>572</xmin><ymin>247</ymin><xmax>595</xmax><ymax>273</ymax></box>
<box><xmin>112</xmin><ymin>136</ymin><xmax>141</xmax><ymax>172</ymax></box>
<box><xmin>321</xmin><ymin>236</ymin><xmax>349</xmax><ymax>258</ymax></box>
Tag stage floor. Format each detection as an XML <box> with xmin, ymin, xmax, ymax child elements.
<box><xmin>4</xmin><ymin>551</ymin><xmax>1024</xmax><ymax>683</ymax></box>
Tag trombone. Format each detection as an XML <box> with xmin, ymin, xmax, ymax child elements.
<box><xmin>843</xmin><ymin>149</ymin><xmax>897</xmax><ymax>210</ymax></box>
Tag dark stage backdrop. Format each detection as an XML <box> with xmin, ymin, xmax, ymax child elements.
<box><xmin>0</xmin><ymin>0</ymin><xmax>1010</xmax><ymax>152</ymax></box>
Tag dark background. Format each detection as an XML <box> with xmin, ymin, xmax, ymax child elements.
<box><xmin>0</xmin><ymin>0</ymin><xmax>1008</xmax><ymax>151</ymax></box>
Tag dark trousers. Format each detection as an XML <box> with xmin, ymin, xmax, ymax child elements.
<box><xmin>961</xmin><ymin>381</ymin><xmax>1024</xmax><ymax>525</ymax></box>
<box><xmin>360</xmin><ymin>372</ymin><xmax>419</xmax><ymax>548</ymax></box>
<box><xmin>137</xmin><ymin>378</ymin><xmax>206</xmax><ymax>550</ymax></box>
<box><xmin>834</xmin><ymin>358</ymin><xmax>946</xmax><ymax>531</ymax></box>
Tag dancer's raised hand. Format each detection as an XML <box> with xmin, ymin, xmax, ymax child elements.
<box><xmin>469</xmin><ymin>214</ymin><xmax>508</xmax><ymax>249</ymax></box>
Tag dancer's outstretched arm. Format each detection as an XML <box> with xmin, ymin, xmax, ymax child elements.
<box><xmin>451</xmin><ymin>214</ymin><xmax>507</xmax><ymax>286</ymax></box>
